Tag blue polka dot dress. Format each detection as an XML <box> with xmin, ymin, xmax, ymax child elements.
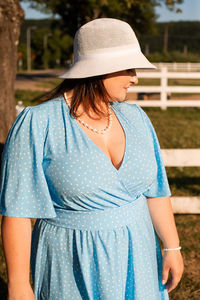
<box><xmin>0</xmin><ymin>96</ymin><xmax>171</xmax><ymax>300</ymax></box>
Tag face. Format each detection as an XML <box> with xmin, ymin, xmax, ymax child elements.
<box><xmin>103</xmin><ymin>69</ymin><xmax>138</xmax><ymax>101</ymax></box>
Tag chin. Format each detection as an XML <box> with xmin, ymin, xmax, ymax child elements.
<box><xmin>112</xmin><ymin>94</ymin><xmax>127</xmax><ymax>102</ymax></box>
<box><xmin>119</xmin><ymin>96</ymin><xmax>127</xmax><ymax>102</ymax></box>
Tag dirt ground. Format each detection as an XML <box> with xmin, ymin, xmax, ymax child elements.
<box><xmin>15</xmin><ymin>69</ymin><xmax>63</xmax><ymax>91</ymax></box>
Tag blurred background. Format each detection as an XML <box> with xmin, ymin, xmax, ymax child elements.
<box><xmin>18</xmin><ymin>0</ymin><xmax>200</xmax><ymax>70</ymax></box>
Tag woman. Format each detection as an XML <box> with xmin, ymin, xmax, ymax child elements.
<box><xmin>0</xmin><ymin>18</ymin><xmax>184</xmax><ymax>300</ymax></box>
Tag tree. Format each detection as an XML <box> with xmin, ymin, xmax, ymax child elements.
<box><xmin>161</xmin><ymin>0</ymin><xmax>183</xmax><ymax>13</ymax></box>
<box><xmin>30</xmin><ymin>27</ymin><xmax>73</xmax><ymax>69</ymax></box>
<box><xmin>0</xmin><ymin>0</ymin><xmax>24</xmax><ymax>144</ymax></box>
<box><xmin>22</xmin><ymin>0</ymin><xmax>183</xmax><ymax>37</ymax></box>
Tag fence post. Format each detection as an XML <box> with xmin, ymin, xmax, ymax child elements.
<box><xmin>161</xmin><ymin>67</ymin><xmax>168</xmax><ymax>110</ymax></box>
<box><xmin>187</xmin><ymin>62</ymin><xmax>191</xmax><ymax>71</ymax></box>
<box><xmin>173</xmin><ymin>62</ymin><xmax>178</xmax><ymax>71</ymax></box>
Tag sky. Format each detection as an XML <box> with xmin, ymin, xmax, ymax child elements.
<box><xmin>20</xmin><ymin>0</ymin><xmax>200</xmax><ymax>22</ymax></box>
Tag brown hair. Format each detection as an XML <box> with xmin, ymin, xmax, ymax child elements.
<box><xmin>38</xmin><ymin>76</ymin><xmax>113</xmax><ymax>118</ymax></box>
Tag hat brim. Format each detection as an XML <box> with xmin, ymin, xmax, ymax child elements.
<box><xmin>59</xmin><ymin>50</ymin><xmax>156</xmax><ymax>79</ymax></box>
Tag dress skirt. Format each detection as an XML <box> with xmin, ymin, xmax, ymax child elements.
<box><xmin>31</xmin><ymin>194</ymin><xmax>169</xmax><ymax>300</ymax></box>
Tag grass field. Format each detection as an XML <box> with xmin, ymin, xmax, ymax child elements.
<box><xmin>139</xmin><ymin>78</ymin><xmax>200</xmax><ymax>87</ymax></box>
<box><xmin>0</xmin><ymin>88</ymin><xmax>199</xmax><ymax>299</ymax></box>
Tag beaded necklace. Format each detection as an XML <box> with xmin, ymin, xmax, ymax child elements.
<box><xmin>64</xmin><ymin>93</ymin><xmax>112</xmax><ymax>134</ymax></box>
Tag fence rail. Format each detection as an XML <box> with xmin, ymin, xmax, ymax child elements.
<box><xmin>161</xmin><ymin>149</ymin><xmax>200</xmax><ymax>214</ymax></box>
<box><xmin>162</xmin><ymin>149</ymin><xmax>200</xmax><ymax>167</ymax></box>
<box><xmin>153</xmin><ymin>62</ymin><xmax>200</xmax><ymax>71</ymax></box>
<box><xmin>127</xmin><ymin>67</ymin><xmax>200</xmax><ymax>109</ymax></box>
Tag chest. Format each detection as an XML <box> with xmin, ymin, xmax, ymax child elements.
<box><xmin>42</xmin><ymin>107</ymin><xmax>158</xmax><ymax>209</ymax></box>
<box><xmin>77</xmin><ymin>110</ymin><xmax>126</xmax><ymax>171</ymax></box>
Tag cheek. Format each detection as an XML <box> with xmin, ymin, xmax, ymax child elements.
<box><xmin>108</xmin><ymin>84</ymin><xmax>123</xmax><ymax>97</ymax></box>
<box><xmin>103</xmin><ymin>79</ymin><xmax>116</xmax><ymax>94</ymax></box>
<box><xmin>104</xmin><ymin>77</ymin><xmax>125</xmax><ymax>93</ymax></box>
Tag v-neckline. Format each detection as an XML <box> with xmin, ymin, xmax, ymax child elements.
<box><xmin>62</xmin><ymin>95</ymin><xmax>128</xmax><ymax>173</ymax></box>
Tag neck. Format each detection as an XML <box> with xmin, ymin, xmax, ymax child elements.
<box><xmin>64</xmin><ymin>92</ymin><xmax>110</xmax><ymax>117</ymax></box>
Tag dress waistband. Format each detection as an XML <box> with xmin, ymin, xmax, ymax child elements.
<box><xmin>43</xmin><ymin>194</ymin><xmax>148</xmax><ymax>231</ymax></box>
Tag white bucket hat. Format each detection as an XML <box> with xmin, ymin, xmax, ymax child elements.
<box><xmin>59</xmin><ymin>18</ymin><xmax>155</xmax><ymax>79</ymax></box>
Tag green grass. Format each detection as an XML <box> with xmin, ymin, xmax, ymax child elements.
<box><xmin>138</xmin><ymin>78</ymin><xmax>200</xmax><ymax>86</ymax></box>
<box><xmin>144</xmin><ymin>107</ymin><xmax>200</xmax><ymax>149</ymax></box>
<box><xmin>35</xmin><ymin>78</ymin><xmax>62</xmax><ymax>89</ymax></box>
<box><xmin>144</xmin><ymin>107</ymin><xmax>200</xmax><ymax>197</ymax></box>
<box><xmin>168</xmin><ymin>79</ymin><xmax>200</xmax><ymax>86</ymax></box>
<box><xmin>15</xmin><ymin>90</ymin><xmax>44</xmax><ymax>107</ymax></box>
<box><xmin>0</xmin><ymin>231</ymin><xmax>7</xmax><ymax>299</ymax></box>
<box><xmin>166</xmin><ymin>167</ymin><xmax>200</xmax><ymax>196</ymax></box>
<box><xmin>170</xmin><ymin>93</ymin><xmax>200</xmax><ymax>97</ymax></box>
<box><xmin>168</xmin><ymin>214</ymin><xmax>200</xmax><ymax>300</ymax></box>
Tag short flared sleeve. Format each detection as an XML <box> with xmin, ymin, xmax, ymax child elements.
<box><xmin>136</xmin><ymin>105</ymin><xmax>171</xmax><ymax>198</ymax></box>
<box><xmin>0</xmin><ymin>107</ymin><xmax>56</xmax><ymax>218</ymax></box>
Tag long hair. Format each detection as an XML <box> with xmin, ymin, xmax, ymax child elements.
<box><xmin>37</xmin><ymin>76</ymin><xmax>113</xmax><ymax>119</ymax></box>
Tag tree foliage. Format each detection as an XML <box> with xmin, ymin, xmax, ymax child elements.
<box><xmin>21</xmin><ymin>0</ymin><xmax>183</xmax><ymax>36</ymax></box>
<box><xmin>139</xmin><ymin>21</ymin><xmax>200</xmax><ymax>54</ymax></box>
<box><xmin>18</xmin><ymin>19</ymin><xmax>73</xmax><ymax>69</ymax></box>
<box><xmin>161</xmin><ymin>0</ymin><xmax>183</xmax><ymax>12</ymax></box>
<box><xmin>19</xmin><ymin>18</ymin><xmax>200</xmax><ymax>71</ymax></box>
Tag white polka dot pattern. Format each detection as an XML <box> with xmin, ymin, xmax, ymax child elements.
<box><xmin>0</xmin><ymin>96</ymin><xmax>171</xmax><ymax>299</ymax></box>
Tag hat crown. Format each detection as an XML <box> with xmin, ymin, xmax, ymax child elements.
<box><xmin>59</xmin><ymin>18</ymin><xmax>155</xmax><ymax>79</ymax></box>
<box><xmin>74</xmin><ymin>18</ymin><xmax>140</xmax><ymax>59</ymax></box>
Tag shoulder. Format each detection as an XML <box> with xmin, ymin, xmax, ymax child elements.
<box><xmin>25</xmin><ymin>96</ymin><xmax>63</xmax><ymax>116</ymax></box>
<box><xmin>113</xmin><ymin>101</ymin><xmax>156</xmax><ymax>141</ymax></box>
<box><xmin>18</xmin><ymin>96</ymin><xmax>63</xmax><ymax>126</ymax></box>
<box><xmin>113</xmin><ymin>101</ymin><xmax>149</xmax><ymax>123</ymax></box>
<box><xmin>8</xmin><ymin>96</ymin><xmax>64</xmax><ymax>140</ymax></box>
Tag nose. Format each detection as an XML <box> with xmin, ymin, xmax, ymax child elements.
<box><xmin>130</xmin><ymin>72</ymin><xmax>138</xmax><ymax>85</ymax></box>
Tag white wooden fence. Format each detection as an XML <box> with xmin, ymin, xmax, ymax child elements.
<box><xmin>161</xmin><ymin>149</ymin><xmax>200</xmax><ymax>214</ymax></box>
<box><xmin>153</xmin><ymin>62</ymin><xmax>200</xmax><ymax>72</ymax></box>
<box><xmin>127</xmin><ymin>67</ymin><xmax>200</xmax><ymax>110</ymax></box>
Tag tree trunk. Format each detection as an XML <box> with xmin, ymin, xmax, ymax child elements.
<box><xmin>0</xmin><ymin>0</ymin><xmax>24</xmax><ymax>145</ymax></box>
<box><xmin>163</xmin><ymin>23</ymin><xmax>168</xmax><ymax>53</ymax></box>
